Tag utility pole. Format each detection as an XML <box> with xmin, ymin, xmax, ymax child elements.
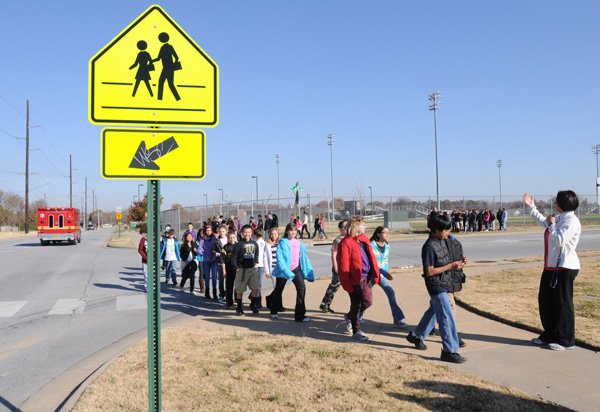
<box><xmin>428</xmin><ymin>91</ymin><xmax>441</xmax><ymax>210</ymax></box>
<box><xmin>92</xmin><ymin>189</ymin><xmax>95</xmax><ymax>227</ymax></box>
<box><xmin>69</xmin><ymin>154</ymin><xmax>73</xmax><ymax>208</ymax></box>
<box><xmin>24</xmin><ymin>100</ymin><xmax>30</xmax><ymax>233</ymax></box>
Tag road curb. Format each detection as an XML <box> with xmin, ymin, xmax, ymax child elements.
<box><xmin>20</xmin><ymin>314</ymin><xmax>189</xmax><ymax>411</ymax></box>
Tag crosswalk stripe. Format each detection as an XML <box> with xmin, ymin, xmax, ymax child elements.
<box><xmin>116</xmin><ymin>295</ymin><xmax>146</xmax><ymax>311</ymax></box>
<box><xmin>48</xmin><ymin>299</ymin><xmax>86</xmax><ymax>315</ymax></box>
<box><xmin>0</xmin><ymin>301</ymin><xmax>27</xmax><ymax>317</ymax></box>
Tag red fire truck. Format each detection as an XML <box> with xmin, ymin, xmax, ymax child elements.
<box><xmin>37</xmin><ymin>207</ymin><xmax>81</xmax><ymax>245</ymax></box>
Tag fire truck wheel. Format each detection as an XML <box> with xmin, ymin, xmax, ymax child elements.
<box><xmin>40</xmin><ymin>240</ymin><xmax>47</xmax><ymax>246</ymax></box>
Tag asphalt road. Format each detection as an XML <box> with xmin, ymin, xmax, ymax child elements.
<box><xmin>1</xmin><ymin>228</ymin><xmax>599</xmax><ymax>408</ymax></box>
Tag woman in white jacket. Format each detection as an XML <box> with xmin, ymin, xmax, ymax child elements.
<box><xmin>523</xmin><ymin>190</ymin><xmax>581</xmax><ymax>351</ymax></box>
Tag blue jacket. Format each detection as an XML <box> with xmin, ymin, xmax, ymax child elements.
<box><xmin>160</xmin><ymin>238</ymin><xmax>181</xmax><ymax>261</ymax></box>
<box><xmin>272</xmin><ymin>238</ymin><xmax>314</xmax><ymax>282</ymax></box>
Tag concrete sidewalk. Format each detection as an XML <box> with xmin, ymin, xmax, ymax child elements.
<box><xmin>177</xmin><ymin>270</ymin><xmax>599</xmax><ymax>412</ymax></box>
<box><xmin>28</xmin><ymin>266</ymin><xmax>599</xmax><ymax>411</ymax></box>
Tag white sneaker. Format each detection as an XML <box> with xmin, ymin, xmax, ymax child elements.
<box><xmin>301</xmin><ymin>317</ymin><xmax>311</xmax><ymax>323</ymax></box>
<box><xmin>359</xmin><ymin>317</ymin><xmax>366</xmax><ymax>324</ymax></box>
<box><xmin>547</xmin><ymin>342</ymin><xmax>575</xmax><ymax>351</ymax></box>
<box><xmin>192</xmin><ymin>291</ymin><xmax>201</xmax><ymax>296</ymax></box>
<box><xmin>343</xmin><ymin>314</ymin><xmax>353</xmax><ymax>335</ymax></box>
<box><xmin>352</xmin><ymin>331</ymin><xmax>369</xmax><ymax>341</ymax></box>
<box><xmin>395</xmin><ymin>320</ymin><xmax>409</xmax><ymax>329</ymax></box>
<box><xmin>270</xmin><ymin>314</ymin><xmax>279</xmax><ymax>319</ymax></box>
<box><xmin>531</xmin><ymin>337</ymin><xmax>546</xmax><ymax>345</ymax></box>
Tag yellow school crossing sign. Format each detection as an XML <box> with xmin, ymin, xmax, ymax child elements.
<box><xmin>89</xmin><ymin>5</ymin><xmax>218</xmax><ymax>126</ymax></box>
<box><xmin>101</xmin><ymin>128</ymin><xmax>205</xmax><ymax>179</ymax></box>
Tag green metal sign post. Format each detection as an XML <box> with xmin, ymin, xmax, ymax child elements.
<box><xmin>146</xmin><ymin>180</ymin><xmax>162</xmax><ymax>411</ymax></box>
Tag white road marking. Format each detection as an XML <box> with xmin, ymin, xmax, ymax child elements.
<box><xmin>116</xmin><ymin>295</ymin><xmax>146</xmax><ymax>311</ymax></box>
<box><xmin>48</xmin><ymin>299</ymin><xmax>86</xmax><ymax>315</ymax></box>
<box><xmin>0</xmin><ymin>301</ymin><xmax>27</xmax><ymax>317</ymax></box>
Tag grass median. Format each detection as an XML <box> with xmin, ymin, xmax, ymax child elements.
<box><xmin>456</xmin><ymin>258</ymin><xmax>600</xmax><ymax>350</ymax></box>
<box><xmin>74</xmin><ymin>329</ymin><xmax>569</xmax><ymax>411</ymax></box>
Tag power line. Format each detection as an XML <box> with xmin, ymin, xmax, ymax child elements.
<box><xmin>0</xmin><ymin>94</ymin><xmax>24</xmax><ymax>117</ymax></box>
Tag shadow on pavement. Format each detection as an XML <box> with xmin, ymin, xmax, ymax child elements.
<box><xmin>14</xmin><ymin>242</ymin><xmax>42</xmax><ymax>247</ymax></box>
<box><xmin>388</xmin><ymin>381</ymin><xmax>571</xmax><ymax>411</ymax></box>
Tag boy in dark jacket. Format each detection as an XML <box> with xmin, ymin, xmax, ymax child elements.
<box><xmin>231</xmin><ymin>225</ymin><xmax>259</xmax><ymax>316</ymax></box>
<box><xmin>406</xmin><ymin>214</ymin><xmax>468</xmax><ymax>363</ymax></box>
<box><xmin>221</xmin><ymin>231</ymin><xmax>238</xmax><ymax>308</ymax></box>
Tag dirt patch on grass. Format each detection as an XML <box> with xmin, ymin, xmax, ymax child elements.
<box><xmin>74</xmin><ymin>329</ymin><xmax>568</xmax><ymax>411</ymax></box>
<box><xmin>456</xmin><ymin>260</ymin><xmax>600</xmax><ymax>350</ymax></box>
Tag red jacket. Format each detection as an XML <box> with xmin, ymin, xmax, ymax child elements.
<box><xmin>138</xmin><ymin>236</ymin><xmax>148</xmax><ymax>263</ymax></box>
<box><xmin>337</xmin><ymin>234</ymin><xmax>380</xmax><ymax>293</ymax></box>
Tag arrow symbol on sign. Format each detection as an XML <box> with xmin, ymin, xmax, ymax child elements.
<box><xmin>129</xmin><ymin>137</ymin><xmax>179</xmax><ymax>170</ymax></box>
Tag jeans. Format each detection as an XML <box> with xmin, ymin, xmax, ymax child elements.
<box><xmin>203</xmin><ymin>261</ymin><xmax>218</xmax><ymax>292</ymax></box>
<box><xmin>165</xmin><ymin>260</ymin><xmax>177</xmax><ymax>282</ymax></box>
<box><xmin>378</xmin><ymin>274</ymin><xmax>405</xmax><ymax>323</ymax></box>
<box><xmin>142</xmin><ymin>262</ymin><xmax>147</xmax><ymax>290</ymax></box>
<box><xmin>414</xmin><ymin>291</ymin><xmax>460</xmax><ymax>353</ymax></box>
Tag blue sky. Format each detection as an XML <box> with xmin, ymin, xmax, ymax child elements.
<box><xmin>0</xmin><ymin>1</ymin><xmax>598</xmax><ymax>211</ymax></box>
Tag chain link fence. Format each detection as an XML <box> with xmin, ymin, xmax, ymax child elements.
<box><xmin>163</xmin><ymin>193</ymin><xmax>600</xmax><ymax>235</ymax></box>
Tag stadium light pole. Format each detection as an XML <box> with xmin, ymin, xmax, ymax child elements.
<box><xmin>328</xmin><ymin>132</ymin><xmax>335</xmax><ymax>223</ymax></box>
<box><xmin>368</xmin><ymin>186</ymin><xmax>373</xmax><ymax>214</ymax></box>
<box><xmin>251</xmin><ymin>176</ymin><xmax>258</xmax><ymax>211</ymax></box>
<box><xmin>218</xmin><ymin>188</ymin><xmax>223</xmax><ymax>216</ymax></box>
<box><xmin>496</xmin><ymin>160</ymin><xmax>503</xmax><ymax>208</ymax></box>
<box><xmin>137</xmin><ymin>184</ymin><xmax>143</xmax><ymax>202</ymax></box>
<box><xmin>592</xmin><ymin>145</ymin><xmax>600</xmax><ymax>211</ymax></box>
<box><xmin>275</xmin><ymin>154</ymin><xmax>280</xmax><ymax>209</ymax></box>
<box><xmin>428</xmin><ymin>91</ymin><xmax>441</xmax><ymax>210</ymax></box>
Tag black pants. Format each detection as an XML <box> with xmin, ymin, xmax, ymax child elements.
<box><xmin>268</xmin><ymin>267</ymin><xmax>306</xmax><ymax>321</ymax></box>
<box><xmin>180</xmin><ymin>261</ymin><xmax>197</xmax><ymax>293</ymax></box>
<box><xmin>300</xmin><ymin>224</ymin><xmax>310</xmax><ymax>239</ymax></box>
<box><xmin>225</xmin><ymin>267</ymin><xmax>236</xmax><ymax>307</ymax></box>
<box><xmin>538</xmin><ymin>269</ymin><xmax>578</xmax><ymax>347</ymax></box>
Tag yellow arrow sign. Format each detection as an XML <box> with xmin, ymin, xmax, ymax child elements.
<box><xmin>101</xmin><ymin>128</ymin><xmax>205</xmax><ymax>180</ymax></box>
<box><xmin>116</xmin><ymin>212</ymin><xmax>123</xmax><ymax>220</ymax></box>
<box><xmin>89</xmin><ymin>5</ymin><xmax>218</xmax><ymax>126</ymax></box>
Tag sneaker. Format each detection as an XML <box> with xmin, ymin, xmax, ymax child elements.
<box><xmin>270</xmin><ymin>314</ymin><xmax>279</xmax><ymax>319</ymax></box>
<box><xmin>249</xmin><ymin>303</ymin><xmax>259</xmax><ymax>314</ymax></box>
<box><xmin>319</xmin><ymin>304</ymin><xmax>330</xmax><ymax>313</ymax></box>
<box><xmin>406</xmin><ymin>332</ymin><xmax>427</xmax><ymax>350</ymax></box>
<box><xmin>440</xmin><ymin>350</ymin><xmax>467</xmax><ymax>363</ymax></box>
<box><xmin>298</xmin><ymin>317</ymin><xmax>311</xmax><ymax>323</ymax></box>
<box><xmin>172</xmin><ymin>279</ymin><xmax>178</xmax><ymax>285</ymax></box>
<box><xmin>395</xmin><ymin>320</ymin><xmax>409</xmax><ymax>329</ymax></box>
<box><xmin>218</xmin><ymin>296</ymin><xmax>225</xmax><ymax>302</ymax></box>
<box><xmin>459</xmin><ymin>337</ymin><xmax>466</xmax><ymax>348</ymax></box>
<box><xmin>352</xmin><ymin>331</ymin><xmax>369</xmax><ymax>341</ymax></box>
<box><xmin>192</xmin><ymin>291</ymin><xmax>201</xmax><ymax>296</ymax></box>
<box><xmin>343</xmin><ymin>314</ymin><xmax>353</xmax><ymax>335</ymax></box>
<box><xmin>236</xmin><ymin>308</ymin><xmax>245</xmax><ymax>316</ymax></box>
<box><xmin>547</xmin><ymin>342</ymin><xmax>575</xmax><ymax>351</ymax></box>
<box><xmin>531</xmin><ymin>337</ymin><xmax>546</xmax><ymax>346</ymax></box>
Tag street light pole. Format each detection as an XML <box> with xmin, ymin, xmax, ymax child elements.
<box><xmin>251</xmin><ymin>176</ymin><xmax>258</xmax><ymax>211</ymax></box>
<box><xmin>368</xmin><ymin>186</ymin><xmax>373</xmax><ymax>214</ymax></box>
<box><xmin>138</xmin><ymin>184</ymin><xmax>144</xmax><ymax>202</ymax></box>
<box><xmin>428</xmin><ymin>91</ymin><xmax>441</xmax><ymax>210</ymax></box>
<box><xmin>328</xmin><ymin>132</ymin><xmax>335</xmax><ymax>223</ymax></box>
<box><xmin>69</xmin><ymin>154</ymin><xmax>73</xmax><ymax>208</ymax></box>
<box><xmin>275</xmin><ymin>154</ymin><xmax>280</xmax><ymax>210</ymax></box>
<box><xmin>593</xmin><ymin>145</ymin><xmax>600</xmax><ymax>211</ymax></box>
<box><xmin>496</xmin><ymin>160</ymin><xmax>503</xmax><ymax>208</ymax></box>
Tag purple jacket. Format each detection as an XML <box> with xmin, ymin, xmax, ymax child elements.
<box><xmin>202</xmin><ymin>236</ymin><xmax>217</xmax><ymax>262</ymax></box>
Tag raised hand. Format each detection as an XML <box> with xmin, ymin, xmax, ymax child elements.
<box><xmin>523</xmin><ymin>193</ymin><xmax>534</xmax><ymax>206</ymax></box>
